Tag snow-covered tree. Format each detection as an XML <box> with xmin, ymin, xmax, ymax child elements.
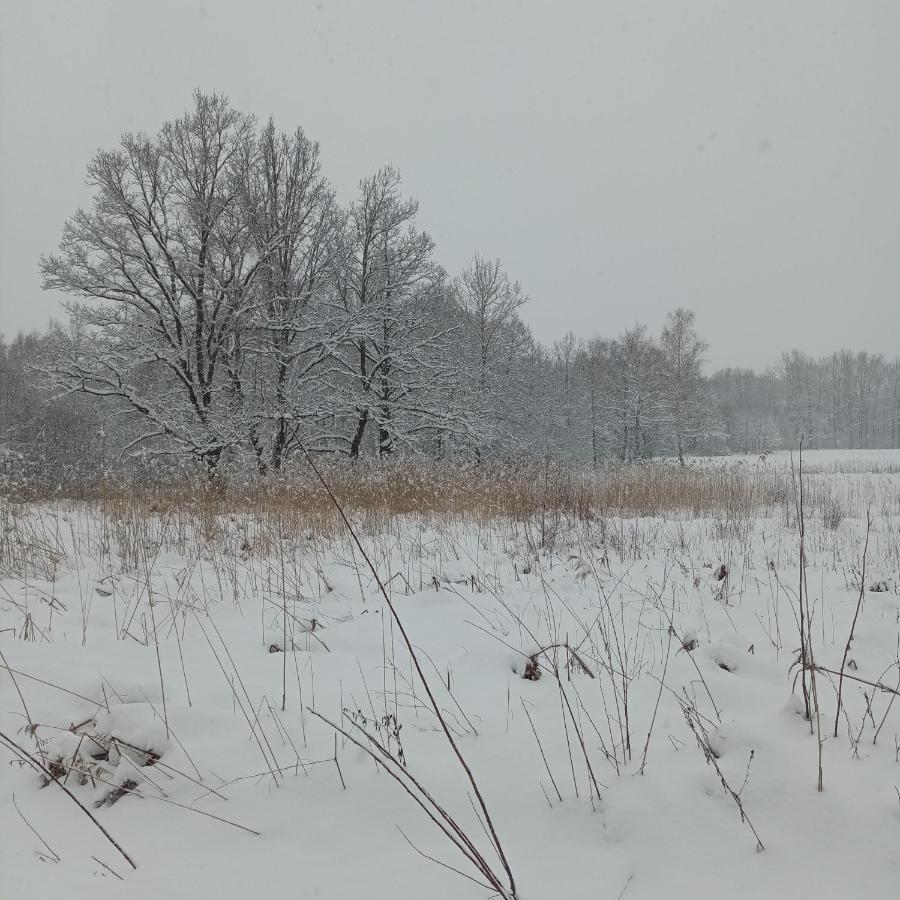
<box><xmin>659</xmin><ymin>308</ymin><xmax>709</xmax><ymax>463</ymax></box>
<box><xmin>241</xmin><ymin>119</ymin><xmax>341</xmax><ymax>470</ymax></box>
<box><xmin>328</xmin><ymin>168</ymin><xmax>465</xmax><ymax>457</ymax></box>
<box><xmin>453</xmin><ymin>255</ymin><xmax>527</xmax><ymax>454</ymax></box>
<box><xmin>41</xmin><ymin>91</ymin><xmax>260</xmax><ymax>472</ymax></box>
<box><xmin>603</xmin><ymin>325</ymin><xmax>665</xmax><ymax>461</ymax></box>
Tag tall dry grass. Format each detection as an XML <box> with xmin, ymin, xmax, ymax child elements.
<box><xmin>1</xmin><ymin>456</ymin><xmax>878</xmax><ymax>581</ymax></box>
<box><xmin>5</xmin><ymin>458</ymin><xmax>795</xmax><ymax>517</ymax></box>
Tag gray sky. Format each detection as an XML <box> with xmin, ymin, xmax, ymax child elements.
<box><xmin>1</xmin><ymin>0</ymin><xmax>898</xmax><ymax>371</ymax></box>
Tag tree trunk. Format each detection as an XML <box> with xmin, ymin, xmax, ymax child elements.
<box><xmin>349</xmin><ymin>408</ymin><xmax>369</xmax><ymax>458</ymax></box>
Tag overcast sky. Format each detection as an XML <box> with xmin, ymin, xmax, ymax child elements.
<box><xmin>1</xmin><ymin>0</ymin><xmax>898</xmax><ymax>371</ymax></box>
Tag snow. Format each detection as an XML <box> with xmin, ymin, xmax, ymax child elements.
<box><xmin>694</xmin><ymin>447</ymin><xmax>900</xmax><ymax>471</ymax></box>
<box><xmin>2</xmin><ymin>453</ymin><xmax>900</xmax><ymax>898</ymax></box>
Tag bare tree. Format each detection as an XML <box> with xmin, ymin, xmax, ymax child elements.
<box><xmin>453</xmin><ymin>255</ymin><xmax>527</xmax><ymax>454</ymax></box>
<box><xmin>242</xmin><ymin>119</ymin><xmax>341</xmax><ymax>470</ymax></box>
<box><xmin>329</xmin><ymin>168</ymin><xmax>464</xmax><ymax>457</ymax></box>
<box><xmin>41</xmin><ymin>91</ymin><xmax>260</xmax><ymax>472</ymax></box>
<box><xmin>660</xmin><ymin>308</ymin><xmax>709</xmax><ymax>464</ymax></box>
<box><xmin>606</xmin><ymin>325</ymin><xmax>666</xmax><ymax>461</ymax></box>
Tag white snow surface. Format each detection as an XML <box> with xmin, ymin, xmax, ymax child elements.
<box><xmin>2</xmin><ymin>452</ymin><xmax>900</xmax><ymax>898</ymax></box>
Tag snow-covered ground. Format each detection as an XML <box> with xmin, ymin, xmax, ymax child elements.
<box><xmin>2</xmin><ymin>454</ymin><xmax>899</xmax><ymax>899</ymax></box>
<box><xmin>694</xmin><ymin>447</ymin><xmax>900</xmax><ymax>472</ymax></box>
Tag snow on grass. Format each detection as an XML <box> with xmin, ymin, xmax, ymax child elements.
<box><xmin>1</xmin><ymin>455</ymin><xmax>900</xmax><ymax>898</ymax></box>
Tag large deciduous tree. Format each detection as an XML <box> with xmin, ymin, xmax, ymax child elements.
<box><xmin>41</xmin><ymin>91</ymin><xmax>260</xmax><ymax>472</ymax></box>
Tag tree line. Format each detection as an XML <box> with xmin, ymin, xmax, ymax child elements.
<box><xmin>2</xmin><ymin>92</ymin><xmax>898</xmax><ymax>481</ymax></box>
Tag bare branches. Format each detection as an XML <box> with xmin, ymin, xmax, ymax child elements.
<box><xmin>679</xmin><ymin>695</ymin><xmax>765</xmax><ymax>852</ymax></box>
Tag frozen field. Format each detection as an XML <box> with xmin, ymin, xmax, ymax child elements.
<box><xmin>1</xmin><ymin>453</ymin><xmax>899</xmax><ymax>899</ymax></box>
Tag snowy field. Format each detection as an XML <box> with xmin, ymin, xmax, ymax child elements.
<box><xmin>2</xmin><ymin>452</ymin><xmax>900</xmax><ymax>899</ymax></box>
